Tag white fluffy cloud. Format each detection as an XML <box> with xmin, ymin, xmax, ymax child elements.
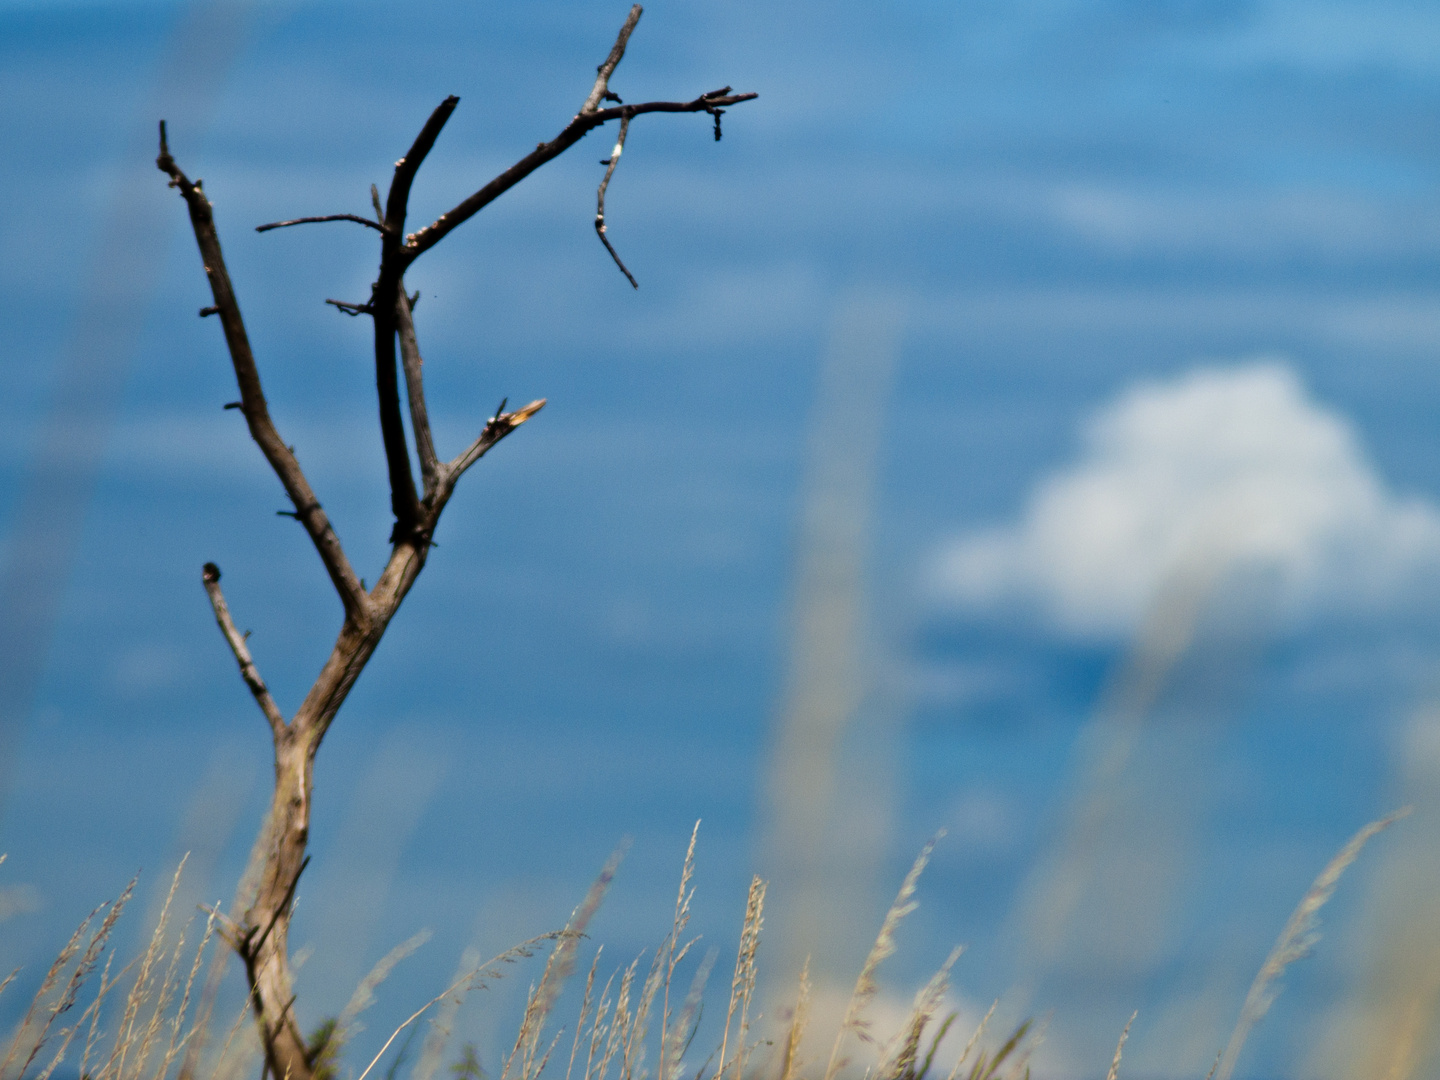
<box><xmin>935</xmin><ymin>362</ymin><xmax>1440</xmax><ymax>636</ymax></box>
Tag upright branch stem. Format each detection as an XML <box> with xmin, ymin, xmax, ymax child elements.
<box><xmin>373</xmin><ymin>97</ymin><xmax>460</xmax><ymax>540</ymax></box>
<box><xmin>396</xmin><ymin>288</ymin><xmax>440</xmax><ymax>497</ymax></box>
<box><xmin>582</xmin><ymin>4</ymin><xmax>643</xmax><ymax>114</ymax></box>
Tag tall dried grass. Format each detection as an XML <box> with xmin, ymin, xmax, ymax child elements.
<box><xmin>0</xmin><ymin>808</ymin><xmax>1406</xmax><ymax>1080</ymax></box>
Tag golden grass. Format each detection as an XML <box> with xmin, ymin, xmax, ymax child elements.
<box><xmin>0</xmin><ymin>808</ymin><xmax>1410</xmax><ymax>1080</ymax></box>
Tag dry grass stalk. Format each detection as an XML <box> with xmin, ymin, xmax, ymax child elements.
<box><xmin>824</xmin><ymin>836</ymin><xmax>942</xmax><ymax>1080</ymax></box>
<box><xmin>108</xmin><ymin>858</ymin><xmax>188</xmax><ymax>1080</ymax></box>
<box><xmin>879</xmin><ymin>947</ymin><xmax>964</xmax><ymax>1080</ymax></box>
<box><xmin>777</xmin><ymin>959</ymin><xmax>812</xmax><ymax>1080</ymax></box>
<box><xmin>658</xmin><ymin>825</ymin><xmax>700</xmax><ymax>1080</ymax></box>
<box><xmin>4</xmin><ymin>874</ymin><xmax>138</xmax><ymax>1080</ymax></box>
<box><xmin>621</xmin><ymin>944</ymin><xmax>666</xmax><ymax>1080</ymax></box>
<box><xmin>663</xmin><ymin>949</ymin><xmax>715</xmax><ymax>1080</ymax></box>
<box><xmin>206</xmin><ymin>983</ymin><xmax>264</xmax><ymax>1080</ymax></box>
<box><xmin>1104</xmin><ymin>1012</ymin><xmax>1136</xmax><ymax>1080</ymax></box>
<box><xmin>355</xmin><ymin>935</ymin><xmax>563</xmax><ymax>1080</ymax></box>
<box><xmin>128</xmin><ymin>919</ymin><xmax>191</xmax><ymax>1080</ymax></box>
<box><xmin>1</xmin><ymin>906</ymin><xmax>98</xmax><ymax>1078</ymax></box>
<box><xmin>40</xmin><ymin>948</ymin><xmax>134</xmax><ymax>1080</ymax></box>
<box><xmin>593</xmin><ymin>958</ymin><xmax>638</xmax><ymax>1080</ymax></box>
<box><xmin>566</xmin><ymin>949</ymin><xmax>605</xmax><ymax>1080</ymax></box>
<box><xmin>335</xmin><ymin>928</ymin><xmax>433</xmax><ymax>1049</ymax></box>
<box><xmin>80</xmin><ymin>952</ymin><xmax>132</xmax><ymax>1080</ymax></box>
<box><xmin>1215</xmin><ymin>808</ymin><xmax>1410</xmax><ymax>1080</ymax></box>
<box><xmin>716</xmin><ymin>876</ymin><xmax>766</xmax><ymax>1080</ymax></box>
<box><xmin>942</xmin><ymin>1000</ymin><xmax>995</xmax><ymax>1080</ymax></box>
<box><xmin>153</xmin><ymin>911</ymin><xmax>218</xmax><ymax>1080</ymax></box>
<box><xmin>959</xmin><ymin>1020</ymin><xmax>1030</xmax><ymax>1080</ymax></box>
<box><xmin>412</xmin><ymin>943</ymin><xmax>483</xmax><ymax>1080</ymax></box>
<box><xmin>174</xmin><ymin>898</ymin><xmax>239</xmax><ymax>1080</ymax></box>
<box><xmin>506</xmin><ymin>845</ymin><xmax>627</xmax><ymax>1080</ymax></box>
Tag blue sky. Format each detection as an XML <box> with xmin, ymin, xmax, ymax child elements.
<box><xmin>2</xmin><ymin>1</ymin><xmax>1440</xmax><ymax>1078</ymax></box>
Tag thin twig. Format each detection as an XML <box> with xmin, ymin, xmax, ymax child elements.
<box><xmin>395</xmin><ymin>289</ymin><xmax>440</xmax><ymax>496</ymax></box>
<box><xmin>256</xmin><ymin>214</ymin><xmax>387</xmax><ymax>234</ymax></box>
<box><xmin>582</xmin><ymin>5</ymin><xmax>643</xmax><ymax>114</ymax></box>
<box><xmin>595</xmin><ymin>113</ymin><xmax>637</xmax><ymax>288</ymax></box>
<box><xmin>201</xmin><ymin>564</ymin><xmax>286</xmax><ymax>736</ymax></box>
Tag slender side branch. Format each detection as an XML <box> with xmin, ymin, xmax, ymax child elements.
<box><xmin>404</xmin><ymin>89</ymin><xmax>757</xmax><ymax>260</ymax></box>
<box><xmin>595</xmin><ymin>113</ymin><xmax>638</xmax><ymax>288</ymax></box>
<box><xmin>447</xmin><ymin>399</ymin><xmax>547</xmax><ymax>483</ymax></box>
<box><xmin>581</xmin><ymin>4</ymin><xmax>643</xmax><ymax>114</ymax></box>
<box><xmin>156</xmin><ymin>123</ymin><xmax>372</xmax><ymax>624</ymax></box>
<box><xmin>395</xmin><ymin>288</ymin><xmax>440</xmax><ymax>496</ymax></box>
<box><xmin>202</xmin><ymin>563</ymin><xmax>287</xmax><ymax>738</ymax></box>
<box><xmin>255</xmin><ymin>214</ymin><xmax>387</xmax><ymax>234</ymax></box>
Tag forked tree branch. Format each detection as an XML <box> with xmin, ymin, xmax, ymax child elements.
<box><xmin>156</xmin><ymin>123</ymin><xmax>372</xmax><ymax>624</ymax></box>
<box><xmin>401</xmin><ymin>86</ymin><xmax>756</xmax><ymax>261</ymax></box>
<box><xmin>201</xmin><ymin>563</ymin><xmax>286</xmax><ymax>738</ymax></box>
<box><xmin>158</xmin><ymin>10</ymin><xmax>756</xmax><ymax>1080</ymax></box>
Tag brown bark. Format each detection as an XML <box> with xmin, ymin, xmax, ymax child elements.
<box><xmin>157</xmin><ymin>9</ymin><xmax>755</xmax><ymax>1080</ymax></box>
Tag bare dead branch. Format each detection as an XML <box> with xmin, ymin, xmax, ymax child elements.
<box><xmin>581</xmin><ymin>4</ymin><xmax>643</xmax><ymax>115</ymax></box>
<box><xmin>396</xmin><ymin>288</ymin><xmax>441</xmax><ymax>496</ymax></box>
<box><xmin>325</xmin><ymin>298</ymin><xmax>373</xmax><ymax>316</ymax></box>
<box><xmin>403</xmin><ymin>86</ymin><xmax>756</xmax><ymax>260</ymax></box>
<box><xmin>385</xmin><ymin>96</ymin><xmax>460</xmax><ymax>234</ymax></box>
<box><xmin>595</xmin><ymin>113</ymin><xmax>638</xmax><ymax>288</ymax></box>
<box><xmin>201</xmin><ymin>563</ymin><xmax>286</xmax><ymax>738</ymax></box>
<box><xmin>157</xmin><ymin>122</ymin><xmax>372</xmax><ymax>624</ymax></box>
<box><xmin>157</xmin><ymin>12</ymin><xmax>757</xmax><ymax>1080</ymax></box>
<box><xmin>256</xmin><ymin>214</ymin><xmax>387</xmax><ymax>234</ymax></box>
<box><xmin>447</xmin><ymin>398</ymin><xmax>547</xmax><ymax>481</ymax></box>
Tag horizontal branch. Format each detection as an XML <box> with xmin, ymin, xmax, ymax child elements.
<box><xmin>256</xmin><ymin>214</ymin><xmax>386</xmax><ymax>234</ymax></box>
<box><xmin>325</xmin><ymin>298</ymin><xmax>373</xmax><ymax>316</ymax></box>
<box><xmin>202</xmin><ymin>562</ymin><xmax>287</xmax><ymax>738</ymax></box>
<box><xmin>402</xmin><ymin>88</ymin><xmax>757</xmax><ymax>261</ymax></box>
<box><xmin>157</xmin><ymin>123</ymin><xmax>372</xmax><ymax>624</ymax></box>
